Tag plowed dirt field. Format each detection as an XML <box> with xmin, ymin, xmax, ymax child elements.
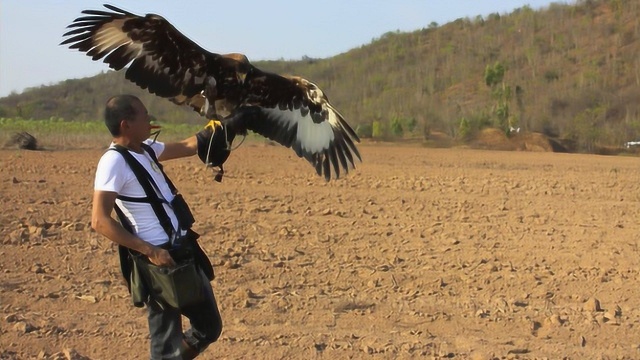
<box><xmin>2</xmin><ymin>144</ymin><xmax>640</xmax><ymax>359</ymax></box>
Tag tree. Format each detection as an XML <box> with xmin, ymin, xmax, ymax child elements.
<box><xmin>484</xmin><ymin>62</ymin><xmax>505</xmax><ymax>87</ymax></box>
<box><xmin>372</xmin><ymin>120</ymin><xmax>384</xmax><ymax>139</ymax></box>
<box><xmin>390</xmin><ymin>116</ymin><xmax>404</xmax><ymax>136</ymax></box>
<box><xmin>458</xmin><ymin>117</ymin><xmax>470</xmax><ymax>140</ymax></box>
<box><xmin>356</xmin><ymin>123</ymin><xmax>373</xmax><ymax>138</ymax></box>
<box><xmin>484</xmin><ymin>62</ymin><xmax>517</xmax><ymax>133</ymax></box>
<box><xmin>406</xmin><ymin>117</ymin><xmax>418</xmax><ymax>133</ymax></box>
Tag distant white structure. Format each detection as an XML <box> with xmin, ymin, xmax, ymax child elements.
<box><xmin>624</xmin><ymin>141</ymin><xmax>640</xmax><ymax>149</ymax></box>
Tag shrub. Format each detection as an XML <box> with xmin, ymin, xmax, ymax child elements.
<box><xmin>390</xmin><ymin>117</ymin><xmax>404</xmax><ymax>137</ymax></box>
<box><xmin>356</xmin><ymin>123</ymin><xmax>373</xmax><ymax>138</ymax></box>
<box><xmin>372</xmin><ymin>120</ymin><xmax>385</xmax><ymax>139</ymax></box>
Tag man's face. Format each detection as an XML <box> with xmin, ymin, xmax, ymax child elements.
<box><xmin>125</xmin><ymin>100</ymin><xmax>152</xmax><ymax>140</ymax></box>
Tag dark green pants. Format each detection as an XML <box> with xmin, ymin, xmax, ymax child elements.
<box><xmin>147</xmin><ymin>269</ymin><xmax>222</xmax><ymax>360</ymax></box>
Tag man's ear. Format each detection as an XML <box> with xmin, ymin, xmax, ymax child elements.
<box><xmin>119</xmin><ymin>119</ymin><xmax>129</xmax><ymax>132</ymax></box>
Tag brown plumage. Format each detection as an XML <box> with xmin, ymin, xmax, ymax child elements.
<box><xmin>61</xmin><ymin>4</ymin><xmax>361</xmax><ymax>181</ymax></box>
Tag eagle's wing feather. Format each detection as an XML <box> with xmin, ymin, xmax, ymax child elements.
<box><xmin>241</xmin><ymin>71</ymin><xmax>361</xmax><ymax>181</ymax></box>
<box><xmin>61</xmin><ymin>5</ymin><xmax>215</xmax><ymax>104</ymax></box>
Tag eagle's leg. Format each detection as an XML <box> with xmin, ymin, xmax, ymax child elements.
<box><xmin>204</xmin><ymin>77</ymin><xmax>219</xmax><ymax>120</ymax></box>
<box><xmin>205</xmin><ymin>106</ymin><xmax>219</xmax><ymax>120</ymax></box>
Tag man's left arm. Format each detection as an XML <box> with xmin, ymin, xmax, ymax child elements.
<box><xmin>158</xmin><ymin>136</ymin><xmax>197</xmax><ymax>161</ymax></box>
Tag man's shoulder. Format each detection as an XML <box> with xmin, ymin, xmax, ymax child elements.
<box><xmin>97</xmin><ymin>147</ymin><xmax>127</xmax><ymax>170</ymax></box>
<box><xmin>143</xmin><ymin>140</ymin><xmax>165</xmax><ymax>158</ymax></box>
<box><xmin>94</xmin><ymin>147</ymin><xmax>133</xmax><ymax>191</ymax></box>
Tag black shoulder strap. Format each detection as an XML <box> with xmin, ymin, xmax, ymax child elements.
<box><xmin>141</xmin><ymin>143</ymin><xmax>177</xmax><ymax>195</ymax></box>
<box><xmin>110</xmin><ymin>144</ymin><xmax>175</xmax><ymax>239</ymax></box>
<box><xmin>114</xmin><ymin>205</ymin><xmax>135</xmax><ymax>292</ymax></box>
<box><xmin>113</xmin><ymin>205</ymin><xmax>133</xmax><ymax>232</ymax></box>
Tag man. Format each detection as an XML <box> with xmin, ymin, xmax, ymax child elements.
<box><xmin>91</xmin><ymin>94</ymin><xmax>244</xmax><ymax>359</ymax></box>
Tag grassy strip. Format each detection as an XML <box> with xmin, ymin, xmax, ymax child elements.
<box><xmin>0</xmin><ymin>118</ymin><xmax>267</xmax><ymax>150</ymax></box>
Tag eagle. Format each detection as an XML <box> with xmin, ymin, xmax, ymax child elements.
<box><xmin>61</xmin><ymin>4</ymin><xmax>361</xmax><ymax>181</ymax></box>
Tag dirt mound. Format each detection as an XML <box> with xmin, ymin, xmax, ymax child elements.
<box><xmin>472</xmin><ymin>128</ymin><xmax>567</xmax><ymax>152</ymax></box>
<box><xmin>6</xmin><ymin>132</ymin><xmax>39</xmax><ymax>150</ymax></box>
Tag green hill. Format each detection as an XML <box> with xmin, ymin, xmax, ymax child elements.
<box><xmin>2</xmin><ymin>0</ymin><xmax>639</xmax><ymax>151</ymax></box>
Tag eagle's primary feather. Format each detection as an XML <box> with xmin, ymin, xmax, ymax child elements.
<box><xmin>61</xmin><ymin>4</ymin><xmax>361</xmax><ymax>181</ymax></box>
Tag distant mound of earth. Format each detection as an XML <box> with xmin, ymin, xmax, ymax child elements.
<box><xmin>472</xmin><ymin>128</ymin><xmax>569</xmax><ymax>152</ymax></box>
<box><xmin>6</xmin><ymin>132</ymin><xmax>39</xmax><ymax>150</ymax></box>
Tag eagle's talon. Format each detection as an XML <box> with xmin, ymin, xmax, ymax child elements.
<box><xmin>204</xmin><ymin>120</ymin><xmax>223</xmax><ymax>130</ymax></box>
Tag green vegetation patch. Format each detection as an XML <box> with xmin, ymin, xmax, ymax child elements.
<box><xmin>0</xmin><ymin>117</ymin><xmax>199</xmax><ymax>150</ymax></box>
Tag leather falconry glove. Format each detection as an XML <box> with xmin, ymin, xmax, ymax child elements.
<box><xmin>195</xmin><ymin>107</ymin><xmax>262</xmax><ymax>182</ymax></box>
<box><xmin>196</xmin><ymin>119</ymin><xmax>231</xmax><ymax>182</ymax></box>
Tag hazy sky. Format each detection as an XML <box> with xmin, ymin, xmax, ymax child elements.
<box><xmin>0</xmin><ymin>1</ymin><xmax>567</xmax><ymax>97</ymax></box>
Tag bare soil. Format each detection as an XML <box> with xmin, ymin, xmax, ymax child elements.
<box><xmin>2</xmin><ymin>143</ymin><xmax>640</xmax><ymax>359</ymax></box>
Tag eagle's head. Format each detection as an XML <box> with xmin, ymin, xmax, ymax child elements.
<box><xmin>222</xmin><ymin>53</ymin><xmax>251</xmax><ymax>84</ymax></box>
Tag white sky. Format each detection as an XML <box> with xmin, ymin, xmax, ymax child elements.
<box><xmin>0</xmin><ymin>0</ymin><xmax>567</xmax><ymax>97</ymax></box>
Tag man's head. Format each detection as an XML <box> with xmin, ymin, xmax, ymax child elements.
<box><xmin>104</xmin><ymin>95</ymin><xmax>151</xmax><ymax>140</ymax></box>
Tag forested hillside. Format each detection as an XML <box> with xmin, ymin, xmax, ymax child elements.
<box><xmin>2</xmin><ymin>0</ymin><xmax>640</xmax><ymax>151</ymax></box>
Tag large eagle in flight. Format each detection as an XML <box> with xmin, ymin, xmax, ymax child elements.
<box><xmin>61</xmin><ymin>4</ymin><xmax>360</xmax><ymax>181</ymax></box>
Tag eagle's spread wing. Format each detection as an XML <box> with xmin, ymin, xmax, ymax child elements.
<box><xmin>62</xmin><ymin>5</ymin><xmax>361</xmax><ymax>181</ymax></box>
<box><xmin>242</xmin><ymin>73</ymin><xmax>361</xmax><ymax>180</ymax></box>
<box><xmin>61</xmin><ymin>4</ymin><xmax>216</xmax><ymax>110</ymax></box>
